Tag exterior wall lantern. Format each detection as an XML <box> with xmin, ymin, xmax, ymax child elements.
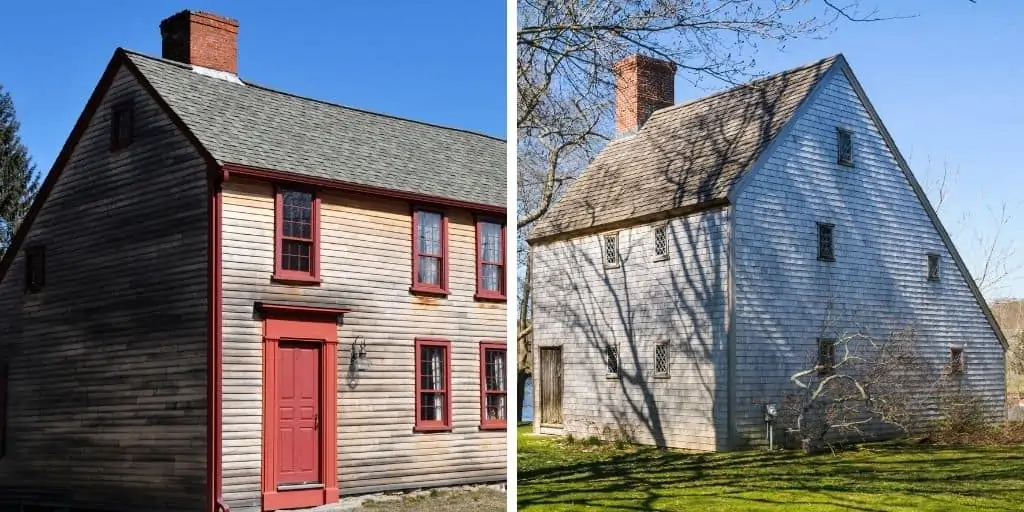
<box><xmin>349</xmin><ymin>335</ymin><xmax>370</xmax><ymax>371</ymax></box>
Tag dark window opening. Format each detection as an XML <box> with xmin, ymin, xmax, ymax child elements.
<box><xmin>950</xmin><ymin>347</ymin><xmax>965</xmax><ymax>375</ymax></box>
<box><xmin>817</xmin><ymin>338</ymin><xmax>836</xmax><ymax>377</ymax></box>
<box><xmin>24</xmin><ymin>246</ymin><xmax>44</xmax><ymax>294</ymax></box>
<box><xmin>606</xmin><ymin>346</ymin><xmax>619</xmax><ymax>375</ymax></box>
<box><xmin>927</xmin><ymin>253</ymin><xmax>941</xmax><ymax>282</ymax></box>
<box><xmin>817</xmin><ymin>223</ymin><xmax>835</xmax><ymax>262</ymax></box>
<box><xmin>837</xmin><ymin>127</ymin><xmax>853</xmax><ymax>166</ymax></box>
<box><xmin>110</xmin><ymin>106</ymin><xmax>133</xmax><ymax>150</ymax></box>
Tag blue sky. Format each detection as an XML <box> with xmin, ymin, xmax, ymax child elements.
<box><xmin>3</xmin><ymin>1</ymin><xmax>1023</xmax><ymax>300</ymax></box>
<box><xmin>0</xmin><ymin>1</ymin><xmax>506</xmax><ymax>168</ymax></box>
<box><xmin>673</xmin><ymin>1</ymin><xmax>1024</xmax><ymax>300</ymax></box>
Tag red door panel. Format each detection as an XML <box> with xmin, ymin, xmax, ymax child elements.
<box><xmin>277</xmin><ymin>342</ymin><xmax>320</xmax><ymax>485</ymax></box>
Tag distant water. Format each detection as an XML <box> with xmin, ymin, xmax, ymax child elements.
<box><xmin>522</xmin><ymin>377</ymin><xmax>533</xmax><ymax>422</ymax></box>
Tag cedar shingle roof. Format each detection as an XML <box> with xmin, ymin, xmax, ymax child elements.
<box><xmin>528</xmin><ymin>55</ymin><xmax>840</xmax><ymax>241</ymax></box>
<box><xmin>125</xmin><ymin>50</ymin><xmax>506</xmax><ymax>208</ymax></box>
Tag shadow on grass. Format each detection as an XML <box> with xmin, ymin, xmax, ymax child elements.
<box><xmin>517</xmin><ymin>431</ymin><xmax>1024</xmax><ymax>511</ymax></box>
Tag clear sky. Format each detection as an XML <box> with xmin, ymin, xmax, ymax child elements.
<box><xmin>673</xmin><ymin>1</ymin><xmax>1024</xmax><ymax>300</ymax></box>
<box><xmin>0</xmin><ymin>1</ymin><xmax>507</xmax><ymax>175</ymax></box>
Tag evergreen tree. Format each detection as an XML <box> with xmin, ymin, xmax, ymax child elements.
<box><xmin>0</xmin><ymin>84</ymin><xmax>38</xmax><ymax>257</ymax></box>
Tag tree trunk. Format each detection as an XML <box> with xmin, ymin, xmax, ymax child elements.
<box><xmin>517</xmin><ymin>369</ymin><xmax>529</xmax><ymax>423</ymax></box>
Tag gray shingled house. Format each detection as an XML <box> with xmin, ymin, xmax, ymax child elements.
<box><xmin>528</xmin><ymin>54</ymin><xmax>1006</xmax><ymax>451</ymax></box>
<box><xmin>0</xmin><ymin>10</ymin><xmax>506</xmax><ymax>512</ymax></box>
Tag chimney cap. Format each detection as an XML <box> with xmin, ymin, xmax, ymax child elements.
<box><xmin>160</xmin><ymin>9</ymin><xmax>239</xmax><ymax>31</ymax></box>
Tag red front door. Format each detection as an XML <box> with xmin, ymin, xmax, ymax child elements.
<box><xmin>276</xmin><ymin>342</ymin><xmax>320</xmax><ymax>486</ymax></box>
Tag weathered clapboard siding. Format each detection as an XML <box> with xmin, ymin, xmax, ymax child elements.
<box><xmin>731</xmin><ymin>67</ymin><xmax>1006</xmax><ymax>445</ymax></box>
<box><xmin>0</xmin><ymin>65</ymin><xmax>209</xmax><ymax>510</ymax></box>
<box><xmin>220</xmin><ymin>178</ymin><xmax>505</xmax><ymax>511</ymax></box>
<box><xmin>531</xmin><ymin>209</ymin><xmax>730</xmax><ymax>451</ymax></box>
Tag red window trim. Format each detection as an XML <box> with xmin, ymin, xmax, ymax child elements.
<box><xmin>474</xmin><ymin>216</ymin><xmax>506</xmax><ymax>301</ymax></box>
<box><xmin>273</xmin><ymin>185</ymin><xmax>322</xmax><ymax>284</ymax></box>
<box><xmin>410</xmin><ymin>207</ymin><xmax>449</xmax><ymax>296</ymax></box>
<box><xmin>414</xmin><ymin>338</ymin><xmax>452</xmax><ymax>432</ymax></box>
<box><xmin>479</xmin><ymin>340</ymin><xmax>507</xmax><ymax>430</ymax></box>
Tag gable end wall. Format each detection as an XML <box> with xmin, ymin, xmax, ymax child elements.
<box><xmin>731</xmin><ymin>67</ymin><xmax>1005</xmax><ymax>445</ymax></box>
<box><xmin>0</xmin><ymin>65</ymin><xmax>210</xmax><ymax>510</ymax></box>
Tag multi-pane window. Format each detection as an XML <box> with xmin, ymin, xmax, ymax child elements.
<box><xmin>817</xmin><ymin>223</ymin><xmax>835</xmax><ymax>262</ymax></box>
<box><xmin>654</xmin><ymin>343</ymin><xmax>669</xmax><ymax>376</ymax></box>
<box><xmin>837</xmin><ymin>127</ymin><xmax>853</xmax><ymax>166</ymax></box>
<box><xmin>110</xmin><ymin>105</ymin><xmax>133</xmax><ymax>150</ymax></box>
<box><xmin>927</xmin><ymin>253</ymin><xmax>941</xmax><ymax>282</ymax></box>
<box><xmin>950</xmin><ymin>347</ymin><xmax>965</xmax><ymax>375</ymax></box>
<box><xmin>24</xmin><ymin>246</ymin><xmax>44</xmax><ymax>294</ymax></box>
<box><xmin>817</xmin><ymin>338</ymin><xmax>836</xmax><ymax>376</ymax></box>
<box><xmin>476</xmin><ymin>220</ymin><xmax>505</xmax><ymax>299</ymax></box>
<box><xmin>415</xmin><ymin>339</ymin><xmax>451</xmax><ymax>431</ymax></box>
<box><xmin>413</xmin><ymin>210</ymin><xmax>447</xmax><ymax>294</ymax></box>
<box><xmin>603</xmin><ymin>233</ymin><xmax>620</xmax><ymax>268</ymax></box>
<box><xmin>274</xmin><ymin>188</ymin><xmax>319</xmax><ymax>282</ymax></box>
<box><xmin>480</xmin><ymin>342</ymin><xmax>507</xmax><ymax>429</ymax></box>
<box><xmin>606</xmin><ymin>345</ymin><xmax>619</xmax><ymax>375</ymax></box>
<box><xmin>653</xmin><ymin>225</ymin><xmax>669</xmax><ymax>261</ymax></box>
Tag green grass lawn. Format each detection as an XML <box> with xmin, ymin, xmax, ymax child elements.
<box><xmin>517</xmin><ymin>425</ymin><xmax>1024</xmax><ymax>511</ymax></box>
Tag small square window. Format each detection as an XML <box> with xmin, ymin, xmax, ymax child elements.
<box><xmin>605</xmin><ymin>345</ymin><xmax>619</xmax><ymax>376</ymax></box>
<box><xmin>653</xmin><ymin>225</ymin><xmax>669</xmax><ymax>261</ymax></box>
<box><xmin>110</xmin><ymin>105</ymin><xmax>133</xmax><ymax>150</ymax></box>
<box><xmin>817</xmin><ymin>338</ymin><xmax>836</xmax><ymax>377</ymax></box>
<box><xmin>602</xmin><ymin>233</ymin><xmax>620</xmax><ymax>268</ymax></box>
<box><xmin>837</xmin><ymin>128</ymin><xmax>853</xmax><ymax>166</ymax></box>
<box><xmin>927</xmin><ymin>254</ymin><xmax>940</xmax><ymax>282</ymax></box>
<box><xmin>817</xmin><ymin>223</ymin><xmax>835</xmax><ymax>262</ymax></box>
<box><xmin>654</xmin><ymin>343</ymin><xmax>669</xmax><ymax>377</ymax></box>
<box><xmin>24</xmin><ymin>246</ymin><xmax>44</xmax><ymax>294</ymax></box>
<box><xmin>949</xmin><ymin>347</ymin><xmax>965</xmax><ymax>375</ymax></box>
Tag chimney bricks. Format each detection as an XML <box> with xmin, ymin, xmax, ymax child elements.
<box><xmin>160</xmin><ymin>10</ymin><xmax>239</xmax><ymax>74</ymax></box>
<box><xmin>613</xmin><ymin>55</ymin><xmax>676</xmax><ymax>134</ymax></box>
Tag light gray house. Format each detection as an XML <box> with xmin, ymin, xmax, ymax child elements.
<box><xmin>527</xmin><ymin>54</ymin><xmax>1006</xmax><ymax>451</ymax></box>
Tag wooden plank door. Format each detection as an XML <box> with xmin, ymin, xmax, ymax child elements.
<box><xmin>539</xmin><ymin>347</ymin><xmax>563</xmax><ymax>425</ymax></box>
<box><xmin>277</xmin><ymin>342</ymin><xmax>321</xmax><ymax>486</ymax></box>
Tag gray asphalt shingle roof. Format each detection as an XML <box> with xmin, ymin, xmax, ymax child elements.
<box><xmin>125</xmin><ymin>50</ymin><xmax>506</xmax><ymax>208</ymax></box>
<box><xmin>529</xmin><ymin>55</ymin><xmax>839</xmax><ymax>241</ymax></box>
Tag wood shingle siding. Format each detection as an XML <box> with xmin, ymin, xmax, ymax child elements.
<box><xmin>531</xmin><ymin>210</ymin><xmax>730</xmax><ymax>450</ymax></box>
<box><xmin>730</xmin><ymin>67</ymin><xmax>1005</xmax><ymax>445</ymax></box>
<box><xmin>220</xmin><ymin>178</ymin><xmax>505</xmax><ymax>511</ymax></box>
<box><xmin>0</xmin><ymin>65</ymin><xmax>209</xmax><ymax>510</ymax></box>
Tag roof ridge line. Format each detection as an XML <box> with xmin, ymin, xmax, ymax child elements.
<box><xmin>121</xmin><ymin>48</ymin><xmax>506</xmax><ymax>143</ymax></box>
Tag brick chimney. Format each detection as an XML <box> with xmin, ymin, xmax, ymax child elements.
<box><xmin>160</xmin><ymin>10</ymin><xmax>239</xmax><ymax>74</ymax></box>
<box><xmin>613</xmin><ymin>55</ymin><xmax>676</xmax><ymax>134</ymax></box>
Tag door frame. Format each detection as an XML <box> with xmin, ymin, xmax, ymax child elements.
<box><xmin>259</xmin><ymin>303</ymin><xmax>345</xmax><ymax>511</ymax></box>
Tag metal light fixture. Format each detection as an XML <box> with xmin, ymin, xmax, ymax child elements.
<box><xmin>350</xmin><ymin>335</ymin><xmax>369</xmax><ymax>371</ymax></box>
<box><xmin>764</xmin><ymin>403</ymin><xmax>778</xmax><ymax>451</ymax></box>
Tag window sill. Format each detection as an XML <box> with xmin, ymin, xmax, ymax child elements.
<box><xmin>413</xmin><ymin>424</ymin><xmax>452</xmax><ymax>433</ymax></box>
<box><xmin>271</xmin><ymin>273</ymin><xmax>322</xmax><ymax>285</ymax></box>
<box><xmin>605</xmin><ymin>372</ymin><xmax>619</xmax><ymax>379</ymax></box>
<box><xmin>479</xmin><ymin>422</ymin><xmax>507</xmax><ymax>431</ymax></box>
<box><xmin>652</xmin><ymin>255</ymin><xmax>669</xmax><ymax>262</ymax></box>
<box><xmin>654</xmin><ymin>373</ymin><xmax>670</xmax><ymax>379</ymax></box>
<box><xmin>474</xmin><ymin>291</ymin><xmax>507</xmax><ymax>302</ymax></box>
<box><xmin>410</xmin><ymin>285</ymin><xmax>449</xmax><ymax>297</ymax></box>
